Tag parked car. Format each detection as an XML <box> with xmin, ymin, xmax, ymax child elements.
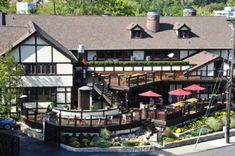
<box><xmin>0</xmin><ymin>118</ymin><xmax>16</xmax><ymax>130</ymax></box>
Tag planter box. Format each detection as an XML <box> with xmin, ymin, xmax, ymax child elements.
<box><xmin>164</xmin><ymin>128</ymin><xmax>235</xmax><ymax>148</ymax></box>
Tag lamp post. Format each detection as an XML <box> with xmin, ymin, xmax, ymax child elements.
<box><xmin>168</xmin><ymin>53</ymin><xmax>174</xmax><ymax>71</ymax></box>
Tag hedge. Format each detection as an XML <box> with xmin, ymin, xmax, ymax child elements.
<box><xmin>87</xmin><ymin>61</ymin><xmax>189</xmax><ymax>66</ymax></box>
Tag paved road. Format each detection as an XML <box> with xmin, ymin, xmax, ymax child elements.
<box><xmin>183</xmin><ymin>145</ymin><xmax>235</xmax><ymax>156</ymax></box>
<box><xmin>18</xmin><ymin>132</ymin><xmax>175</xmax><ymax>156</ymax></box>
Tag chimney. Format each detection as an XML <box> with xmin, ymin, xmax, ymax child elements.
<box><xmin>146</xmin><ymin>10</ymin><xmax>160</xmax><ymax>33</ymax></box>
<box><xmin>183</xmin><ymin>6</ymin><xmax>196</xmax><ymax>16</ymax></box>
<box><xmin>0</xmin><ymin>12</ymin><xmax>6</xmax><ymax>26</ymax></box>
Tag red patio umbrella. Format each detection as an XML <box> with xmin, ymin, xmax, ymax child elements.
<box><xmin>183</xmin><ymin>84</ymin><xmax>205</xmax><ymax>91</ymax></box>
<box><xmin>168</xmin><ymin>88</ymin><xmax>191</xmax><ymax>96</ymax></box>
<box><xmin>139</xmin><ymin>90</ymin><xmax>162</xmax><ymax>97</ymax></box>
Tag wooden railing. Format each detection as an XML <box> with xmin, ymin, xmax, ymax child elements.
<box><xmin>48</xmin><ymin>107</ymin><xmax>143</xmax><ymax>127</ymax></box>
<box><xmin>94</xmin><ymin>69</ymin><xmax>229</xmax><ymax>88</ymax></box>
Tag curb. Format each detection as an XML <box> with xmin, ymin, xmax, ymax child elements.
<box><xmin>60</xmin><ymin>144</ymin><xmax>158</xmax><ymax>153</ymax></box>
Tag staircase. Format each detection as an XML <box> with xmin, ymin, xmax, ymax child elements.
<box><xmin>93</xmin><ymin>79</ymin><xmax>118</xmax><ymax>106</ymax></box>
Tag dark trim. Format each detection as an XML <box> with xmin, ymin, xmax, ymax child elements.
<box><xmin>51</xmin><ymin>46</ymin><xmax>53</xmax><ymax>63</ymax></box>
<box><xmin>22</xmin><ymin>44</ymin><xmax>50</xmax><ymax>46</ymax></box>
<box><xmin>35</xmin><ymin>36</ymin><xmax>37</xmax><ymax>63</ymax></box>
<box><xmin>19</xmin><ymin>46</ymin><xmax>21</xmax><ymax>63</ymax></box>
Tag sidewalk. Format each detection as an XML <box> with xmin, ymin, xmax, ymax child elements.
<box><xmin>162</xmin><ymin>136</ymin><xmax>235</xmax><ymax>155</ymax></box>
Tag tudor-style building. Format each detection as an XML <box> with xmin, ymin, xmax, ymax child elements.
<box><xmin>0</xmin><ymin>8</ymin><xmax>233</xmax><ymax>110</ymax></box>
<box><xmin>0</xmin><ymin>19</ymin><xmax>77</xmax><ymax>109</ymax></box>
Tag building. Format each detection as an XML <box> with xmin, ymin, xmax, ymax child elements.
<box><xmin>0</xmin><ymin>8</ymin><xmax>233</xmax><ymax>111</ymax></box>
<box><xmin>214</xmin><ymin>6</ymin><xmax>235</xmax><ymax>20</ymax></box>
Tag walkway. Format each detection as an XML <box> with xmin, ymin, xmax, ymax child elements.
<box><xmin>163</xmin><ymin>136</ymin><xmax>235</xmax><ymax>155</ymax></box>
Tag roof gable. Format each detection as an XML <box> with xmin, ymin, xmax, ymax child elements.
<box><xmin>1</xmin><ymin>21</ymin><xmax>77</xmax><ymax>62</ymax></box>
<box><xmin>173</xmin><ymin>22</ymin><xmax>191</xmax><ymax>30</ymax></box>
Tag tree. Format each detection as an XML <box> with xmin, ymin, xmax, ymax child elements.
<box><xmin>0</xmin><ymin>0</ymin><xmax>10</xmax><ymax>12</ymax></box>
<box><xmin>0</xmin><ymin>53</ymin><xmax>24</xmax><ymax>117</ymax></box>
<box><xmin>227</xmin><ymin>0</ymin><xmax>235</xmax><ymax>6</ymax></box>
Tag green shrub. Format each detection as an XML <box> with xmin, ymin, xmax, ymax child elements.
<box><xmin>121</xmin><ymin>140</ymin><xmax>140</xmax><ymax>147</ymax></box>
<box><xmin>230</xmin><ymin>117</ymin><xmax>235</xmax><ymax>128</ymax></box>
<box><xmin>190</xmin><ymin>128</ymin><xmax>213</xmax><ymax>136</ymax></box>
<box><xmin>112</xmin><ymin>141</ymin><xmax>121</xmax><ymax>146</ymax></box>
<box><xmin>90</xmin><ymin>136</ymin><xmax>111</xmax><ymax>148</ymax></box>
<box><xmin>81</xmin><ymin>138</ymin><xmax>90</xmax><ymax>147</ymax></box>
<box><xmin>163</xmin><ymin>137</ymin><xmax>176</xmax><ymax>143</ymax></box>
<box><xmin>100</xmin><ymin>128</ymin><xmax>110</xmax><ymax>140</ymax></box>
<box><xmin>206</xmin><ymin>117</ymin><xmax>222</xmax><ymax>132</ymax></box>
<box><xmin>87</xmin><ymin>60</ymin><xmax>189</xmax><ymax>66</ymax></box>
<box><xmin>70</xmin><ymin>140</ymin><xmax>80</xmax><ymax>148</ymax></box>
<box><xmin>69</xmin><ymin>136</ymin><xmax>78</xmax><ymax>143</ymax></box>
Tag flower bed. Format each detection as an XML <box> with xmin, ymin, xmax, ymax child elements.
<box><xmin>163</xmin><ymin>110</ymin><xmax>235</xmax><ymax>144</ymax></box>
<box><xmin>60</xmin><ymin>128</ymin><xmax>150</xmax><ymax>148</ymax></box>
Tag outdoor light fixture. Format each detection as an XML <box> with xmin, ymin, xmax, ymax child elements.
<box><xmin>78</xmin><ymin>44</ymin><xmax>85</xmax><ymax>53</ymax></box>
<box><xmin>168</xmin><ymin>52</ymin><xmax>174</xmax><ymax>58</ymax></box>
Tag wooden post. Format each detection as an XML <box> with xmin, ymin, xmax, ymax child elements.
<box><xmin>153</xmin><ymin>72</ymin><xmax>155</xmax><ymax>81</ymax></box>
<box><xmin>34</xmin><ymin>110</ymin><xmax>37</xmax><ymax>122</ymax></box>
<box><xmin>26</xmin><ymin>109</ymin><xmax>29</xmax><ymax>120</ymax></box>
<box><xmin>128</xmin><ymin>75</ymin><xmax>131</xmax><ymax>87</ymax></box>
<box><xmin>105</xmin><ymin>115</ymin><xmax>108</xmax><ymax>125</ymax></box>
<box><xmin>90</xmin><ymin>115</ymin><xmax>92</xmax><ymax>127</ymax></box>
<box><xmin>108</xmin><ymin>74</ymin><xmax>111</xmax><ymax>85</ymax></box>
<box><xmin>139</xmin><ymin>110</ymin><xmax>142</xmax><ymax>121</ymax></box>
<box><xmin>187</xmin><ymin>70</ymin><xmax>189</xmax><ymax>79</ymax></box>
<box><xmin>59</xmin><ymin>111</ymin><xmax>61</xmax><ymax>126</ymax></box>
<box><xmin>118</xmin><ymin>75</ymin><xmax>121</xmax><ymax>86</ymax></box>
<box><xmin>119</xmin><ymin>114</ymin><xmax>122</xmax><ymax>125</ymax></box>
<box><xmin>200</xmin><ymin>70</ymin><xmax>202</xmax><ymax>79</ymax></box>
<box><xmin>131</xmin><ymin>111</ymin><xmax>133</xmax><ymax>121</ymax></box>
<box><xmin>173</xmin><ymin>70</ymin><xmax>176</xmax><ymax>80</ymax></box>
<box><xmin>145</xmin><ymin>73</ymin><xmax>147</xmax><ymax>83</ymax></box>
<box><xmin>160</xmin><ymin>71</ymin><xmax>162</xmax><ymax>80</ymax></box>
<box><xmin>164</xmin><ymin>109</ymin><xmax>167</xmax><ymax>121</ymax></box>
<box><xmin>137</xmin><ymin>76</ymin><xmax>139</xmax><ymax>86</ymax></box>
<box><xmin>74</xmin><ymin>115</ymin><xmax>77</xmax><ymax>127</ymax></box>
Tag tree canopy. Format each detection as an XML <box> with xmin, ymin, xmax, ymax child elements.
<box><xmin>0</xmin><ymin>54</ymin><xmax>24</xmax><ymax>117</ymax></box>
<box><xmin>2</xmin><ymin>0</ymin><xmax>234</xmax><ymax>16</ymax></box>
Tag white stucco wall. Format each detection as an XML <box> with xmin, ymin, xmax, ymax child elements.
<box><xmin>21</xmin><ymin>46</ymin><xmax>36</xmax><ymax>62</ymax></box>
<box><xmin>10</xmin><ymin>47</ymin><xmax>20</xmax><ymax>62</ymax></box>
<box><xmin>22</xmin><ymin>76</ymin><xmax>73</xmax><ymax>87</ymax></box>
<box><xmin>53</xmin><ymin>48</ymin><xmax>71</xmax><ymax>63</ymax></box>
<box><xmin>37</xmin><ymin>46</ymin><xmax>52</xmax><ymax>62</ymax></box>
<box><xmin>57</xmin><ymin>64</ymin><xmax>73</xmax><ymax>74</ymax></box>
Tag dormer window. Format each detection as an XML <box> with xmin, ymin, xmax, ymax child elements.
<box><xmin>127</xmin><ymin>23</ymin><xmax>144</xmax><ymax>39</ymax></box>
<box><xmin>173</xmin><ymin>23</ymin><xmax>191</xmax><ymax>38</ymax></box>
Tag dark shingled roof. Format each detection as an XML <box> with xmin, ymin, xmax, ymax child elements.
<box><xmin>1</xmin><ymin>14</ymin><xmax>233</xmax><ymax>51</ymax></box>
<box><xmin>184</xmin><ymin>51</ymin><xmax>220</xmax><ymax>72</ymax></box>
<box><xmin>0</xmin><ymin>21</ymin><xmax>77</xmax><ymax>61</ymax></box>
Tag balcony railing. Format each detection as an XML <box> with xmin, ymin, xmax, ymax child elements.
<box><xmin>94</xmin><ymin>69</ymin><xmax>229</xmax><ymax>88</ymax></box>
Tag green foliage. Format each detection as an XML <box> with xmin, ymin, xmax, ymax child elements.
<box><xmin>70</xmin><ymin>140</ymin><xmax>80</xmax><ymax>148</ymax></box>
<box><xmin>90</xmin><ymin>136</ymin><xmax>111</xmax><ymax>148</ymax></box>
<box><xmin>206</xmin><ymin>117</ymin><xmax>223</xmax><ymax>132</ymax></box>
<box><xmin>87</xmin><ymin>60</ymin><xmax>189</xmax><ymax>66</ymax></box>
<box><xmin>190</xmin><ymin>127</ymin><xmax>213</xmax><ymax>136</ymax></box>
<box><xmin>0</xmin><ymin>54</ymin><xmax>24</xmax><ymax>117</ymax></box>
<box><xmin>100</xmin><ymin>128</ymin><xmax>111</xmax><ymax>140</ymax></box>
<box><xmin>121</xmin><ymin>140</ymin><xmax>140</xmax><ymax>147</ymax></box>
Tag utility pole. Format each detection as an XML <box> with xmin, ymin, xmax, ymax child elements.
<box><xmin>225</xmin><ymin>24</ymin><xmax>235</xmax><ymax>143</ymax></box>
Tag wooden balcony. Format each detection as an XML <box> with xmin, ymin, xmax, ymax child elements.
<box><xmin>93</xmin><ymin>69</ymin><xmax>229</xmax><ymax>90</ymax></box>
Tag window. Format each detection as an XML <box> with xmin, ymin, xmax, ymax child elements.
<box><xmin>132</xmin><ymin>30</ymin><xmax>142</xmax><ymax>38</ymax></box>
<box><xmin>179</xmin><ymin>30</ymin><xmax>190</xmax><ymax>38</ymax></box>
<box><xmin>24</xmin><ymin>64</ymin><xmax>56</xmax><ymax>75</ymax></box>
<box><xmin>24</xmin><ymin>88</ymin><xmax>56</xmax><ymax>102</ymax></box>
